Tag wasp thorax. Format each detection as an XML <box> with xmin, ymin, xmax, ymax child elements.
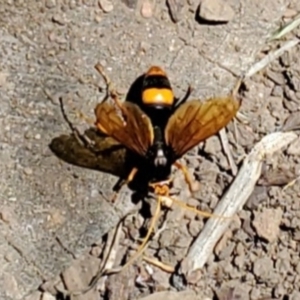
<box><xmin>154</xmin><ymin>149</ymin><xmax>168</xmax><ymax>167</ymax></box>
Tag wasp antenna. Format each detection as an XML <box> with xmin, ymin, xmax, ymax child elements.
<box><xmin>175</xmin><ymin>85</ymin><xmax>193</xmax><ymax>107</ymax></box>
<box><xmin>94</xmin><ymin>63</ymin><xmax>125</xmax><ymax>113</ymax></box>
<box><xmin>94</xmin><ymin>63</ymin><xmax>111</xmax><ymax>86</ymax></box>
<box><xmin>94</xmin><ymin>62</ymin><xmax>118</xmax><ymax>101</ymax></box>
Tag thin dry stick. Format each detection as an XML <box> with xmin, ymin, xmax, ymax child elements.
<box><xmin>181</xmin><ymin>131</ymin><xmax>297</xmax><ymax>275</ymax></box>
<box><xmin>268</xmin><ymin>13</ymin><xmax>300</xmax><ymax>41</ymax></box>
<box><xmin>219</xmin><ymin>128</ymin><xmax>238</xmax><ymax>176</ymax></box>
<box><xmin>103</xmin><ymin>196</ymin><xmax>162</xmax><ymax>276</ymax></box>
<box><xmin>59</xmin><ymin>215</ymin><xmax>125</xmax><ymax>297</ymax></box>
<box><xmin>217</xmin><ymin>76</ymin><xmax>243</xmax><ymax>176</ymax></box>
<box><xmin>245</xmin><ymin>39</ymin><xmax>299</xmax><ymax>78</ymax></box>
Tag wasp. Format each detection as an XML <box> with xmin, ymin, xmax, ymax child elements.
<box><xmin>94</xmin><ymin>63</ymin><xmax>242</xmax><ymax>204</ymax></box>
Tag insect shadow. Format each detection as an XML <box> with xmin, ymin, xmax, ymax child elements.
<box><xmin>49</xmin><ymin>71</ymin><xmax>157</xmax><ymax>213</ymax></box>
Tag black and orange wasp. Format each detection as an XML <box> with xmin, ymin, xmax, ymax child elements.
<box><xmin>94</xmin><ymin>63</ymin><xmax>242</xmax><ymax>204</ymax></box>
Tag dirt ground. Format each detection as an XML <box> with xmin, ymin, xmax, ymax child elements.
<box><xmin>1</xmin><ymin>0</ymin><xmax>300</xmax><ymax>299</ymax></box>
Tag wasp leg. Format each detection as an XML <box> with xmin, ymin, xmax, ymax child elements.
<box><xmin>94</xmin><ymin>63</ymin><xmax>114</xmax><ymax>101</ymax></box>
<box><xmin>58</xmin><ymin>97</ymin><xmax>95</xmax><ymax>148</ymax></box>
<box><xmin>174</xmin><ymin>85</ymin><xmax>193</xmax><ymax>108</ymax></box>
<box><xmin>110</xmin><ymin>167</ymin><xmax>138</xmax><ymax>202</ymax></box>
<box><xmin>94</xmin><ymin>63</ymin><xmax>127</xmax><ymax>117</ymax></box>
<box><xmin>174</xmin><ymin>161</ymin><xmax>197</xmax><ymax>194</ymax></box>
<box><xmin>118</xmin><ymin>195</ymin><xmax>162</xmax><ymax>271</ymax></box>
<box><xmin>168</xmin><ymin>196</ymin><xmax>232</xmax><ymax>220</ymax></box>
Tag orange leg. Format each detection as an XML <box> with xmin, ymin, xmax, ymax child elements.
<box><xmin>174</xmin><ymin>161</ymin><xmax>196</xmax><ymax>194</ymax></box>
<box><xmin>111</xmin><ymin>167</ymin><xmax>138</xmax><ymax>202</ymax></box>
<box><xmin>119</xmin><ymin>195</ymin><xmax>162</xmax><ymax>271</ymax></box>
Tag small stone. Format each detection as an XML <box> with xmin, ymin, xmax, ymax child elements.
<box><xmin>41</xmin><ymin>292</ymin><xmax>56</xmax><ymax>300</ymax></box>
<box><xmin>287</xmin><ymin>137</ymin><xmax>300</xmax><ymax>156</ymax></box>
<box><xmin>3</xmin><ymin>274</ymin><xmax>21</xmax><ymax>299</ymax></box>
<box><xmin>273</xmin><ymin>284</ymin><xmax>285</xmax><ymax>298</ymax></box>
<box><xmin>40</xmin><ymin>277</ymin><xmax>61</xmax><ymax>295</ymax></box>
<box><xmin>0</xmin><ymin>207</ymin><xmax>17</xmax><ymax>225</ymax></box>
<box><xmin>24</xmin><ymin>292</ymin><xmax>42</xmax><ymax>300</ymax></box>
<box><xmin>90</xmin><ymin>245</ymin><xmax>102</xmax><ymax>257</ymax></box>
<box><xmin>98</xmin><ymin>0</ymin><xmax>114</xmax><ymax>13</ymax></box>
<box><xmin>4</xmin><ymin>252</ymin><xmax>15</xmax><ymax>262</ymax></box>
<box><xmin>152</xmin><ymin>268</ymin><xmax>170</xmax><ymax>290</ymax></box>
<box><xmin>235</xmin><ymin>242</ymin><xmax>244</xmax><ymax>256</ymax></box>
<box><xmin>250</xmin><ymin>287</ymin><xmax>262</xmax><ymax>300</ymax></box>
<box><xmin>0</xmin><ymin>72</ymin><xmax>8</xmax><ymax>87</ymax></box>
<box><xmin>234</xmin><ymin>254</ymin><xmax>245</xmax><ymax>269</ymax></box>
<box><xmin>204</xmin><ymin>136</ymin><xmax>221</xmax><ymax>156</ymax></box>
<box><xmin>290</xmin><ymin>291</ymin><xmax>300</xmax><ymax>300</ymax></box>
<box><xmin>69</xmin><ymin>0</ymin><xmax>77</xmax><ymax>9</ymax></box>
<box><xmin>140</xmin><ymin>0</ymin><xmax>155</xmax><ymax>18</ymax></box>
<box><xmin>218</xmin><ymin>242</ymin><xmax>235</xmax><ymax>260</ymax></box>
<box><xmin>139</xmin><ymin>290</ymin><xmax>197</xmax><ymax>300</ymax></box>
<box><xmin>45</xmin><ymin>0</ymin><xmax>56</xmax><ymax>8</ymax></box>
<box><xmin>198</xmin><ymin>0</ymin><xmax>235</xmax><ymax>22</ymax></box>
<box><xmin>252</xmin><ymin>207</ymin><xmax>283</xmax><ymax>242</ymax></box>
<box><xmin>216</xmin><ymin>286</ymin><xmax>250</xmax><ymax>300</ymax></box>
<box><xmin>187</xmin><ymin>219</ymin><xmax>202</xmax><ymax>237</ymax></box>
<box><xmin>23</xmin><ymin>167</ymin><xmax>33</xmax><ymax>175</ymax></box>
<box><xmin>283</xmin><ymin>8</ymin><xmax>298</xmax><ymax>19</ymax></box>
<box><xmin>52</xmin><ymin>14</ymin><xmax>67</xmax><ymax>25</ymax></box>
<box><xmin>266</xmin><ymin>69</ymin><xmax>285</xmax><ymax>85</ymax></box>
<box><xmin>214</xmin><ymin>230</ymin><xmax>232</xmax><ymax>256</ymax></box>
<box><xmin>245</xmin><ymin>185</ymin><xmax>268</xmax><ymax>210</ymax></box>
<box><xmin>252</xmin><ymin>257</ymin><xmax>273</xmax><ymax>280</ymax></box>
<box><xmin>121</xmin><ymin>0</ymin><xmax>138</xmax><ymax>9</ymax></box>
<box><xmin>94</xmin><ymin>14</ymin><xmax>102</xmax><ymax>23</ymax></box>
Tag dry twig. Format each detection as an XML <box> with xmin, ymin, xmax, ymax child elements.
<box><xmin>245</xmin><ymin>39</ymin><xmax>299</xmax><ymax>78</ymax></box>
<box><xmin>181</xmin><ymin>131</ymin><xmax>297</xmax><ymax>275</ymax></box>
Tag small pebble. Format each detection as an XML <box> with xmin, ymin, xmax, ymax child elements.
<box><xmin>204</xmin><ymin>136</ymin><xmax>221</xmax><ymax>156</ymax></box>
<box><xmin>283</xmin><ymin>8</ymin><xmax>298</xmax><ymax>19</ymax></box>
<box><xmin>287</xmin><ymin>137</ymin><xmax>300</xmax><ymax>156</ymax></box>
<box><xmin>252</xmin><ymin>207</ymin><xmax>283</xmax><ymax>242</ymax></box>
<box><xmin>52</xmin><ymin>14</ymin><xmax>67</xmax><ymax>26</ymax></box>
<box><xmin>0</xmin><ymin>72</ymin><xmax>8</xmax><ymax>87</ymax></box>
<box><xmin>41</xmin><ymin>292</ymin><xmax>56</xmax><ymax>300</ymax></box>
<box><xmin>141</xmin><ymin>0</ymin><xmax>155</xmax><ymax>18</ymax></box>
<box><xmin>290</xmin><ymin>291</ymin><xmax>300</xmax><ymax>300</ymax></box>
<box><xmin>23</xmin><ymin>167</ymin><xmax>33</xmax><ymax>175</ymax></box>
<box><xmin>121</xmin><ymin>0</ymin><xmax>138</xmax><ymax>9</ymax></box>
<box><xmin>24</xmin><ymin>291</ymin><xmax>42</xmax><ymax>300</ymax></box>
<box><xmin>198</xmin><ymin>0</ymin><xmax>234</xmax><ymax>22</ymax></box>
<box><xmin>98</xmin><ymin>0</ymin><xmax>114</xmax><ymax>13</ymax></box>
<box><xmin>45</xmin><ymin>0</ymin><xmax>56</xmax><ymax>8</ymax></box>
<box><xmin>253</xmin><ymin>257</ymin><xmax>273</xmax><ymax>280</ymax></box>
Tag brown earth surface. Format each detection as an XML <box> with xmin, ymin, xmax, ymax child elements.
<box><xmin>0</xmin><ymin>0</ymin><xmax>300</xmax><ymax>300</ymax></box>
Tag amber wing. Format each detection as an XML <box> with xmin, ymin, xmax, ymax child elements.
<box><xmin>165</xmin><ymin>96</ymin><xmax>241</xmax><ymax>158</ymax></box>
<box><xmin>94</xmin><ymin>101</ymin><xmax>154</xmax><ymax>157</ymax></box>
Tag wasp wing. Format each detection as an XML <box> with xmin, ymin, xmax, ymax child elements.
<box><xmin>165</xmin><ymin>96</ymin><xmax>241</xmax><ymax>158</ymax></box>
<box><xmin>94</xmin><ymin>101</ymin><xmax>154</xmax><ymax>157</ymax></box>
